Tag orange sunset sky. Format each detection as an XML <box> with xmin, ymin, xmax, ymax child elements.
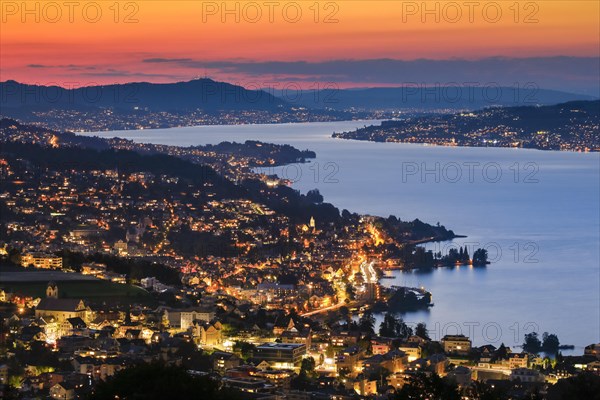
<box><xmin>1</xmin><ymin>1</ymin><xmax>599</xmax><ymax>89</ymax></box>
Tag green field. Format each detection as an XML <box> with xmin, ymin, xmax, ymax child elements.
<box><xmin>3</xmin><ymin>280</ymin><xmax>153</xmax><ymax>305</ymax></box>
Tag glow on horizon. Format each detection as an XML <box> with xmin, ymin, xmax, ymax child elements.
<box><xmin>0</xmin><ymin>1</ymin><xmax>598</xmax><ymax>86</ymax></box>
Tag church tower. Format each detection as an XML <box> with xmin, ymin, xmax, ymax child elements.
<box><xmin>46</xmin><ymin>281</ymin><xmax>58</xmax><ymax>298</ymax></box>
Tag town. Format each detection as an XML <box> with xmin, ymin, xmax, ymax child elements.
<box><xmin>0</xmin><ymin>119</ymin><xmax>598</xmax><ymax>399</ymax></box>
<box><xmin>333</xmin><ymin>100</ymin><xmax>600</xmax><ymax>152</ymax></box>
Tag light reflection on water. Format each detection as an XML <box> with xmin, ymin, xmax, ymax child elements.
<box><xmin>91</xmin><ymin>121</ymin><xmax>600</xmax><ymax>351</ymax></box>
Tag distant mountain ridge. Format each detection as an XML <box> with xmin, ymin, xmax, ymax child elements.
<box><xmin>2</xmin><ymin>80</ymin><xmax>595</xmax><ymax>116</ymax></box>
<box><xmin>1</xmin><ymin>79</ymin><xmax>596</xmax><ymax>132</ymax></box>
<box><xmin>0</xmin><ymin>79</ymin><xmax>287</xmax><ymax>113</ymax></box>
<box><xmin>283</xmin><ymin>86</ymin><xmax>598</xmax><ymax>111</ymax></box>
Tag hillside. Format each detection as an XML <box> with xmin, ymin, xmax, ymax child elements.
<box><xmin>333</xmin><ymin>100</ymin><xmax>600</xmax><ymax>151</ymax></box>
<box><xmin>288</xmin><ymin>86</ymin><xmax>597</xmax><ymax>111</ymax></box>
<box><xmin>0</xmin><ymin>79</ymin><xmax>286</xmax><ymax>112</ymax></box>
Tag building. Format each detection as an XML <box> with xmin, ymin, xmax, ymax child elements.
<box><xmin>441</xmin><ymin>335</ymin><xmax>472</xmax><ymax>356</ymax></box>
<box><xmin>509</xmin><ymin>353</ymin><xmax>529</xmax><ymax>369</ymax></box>
<box><xmin>114</xmin><ymin>240</ymin><xmax>128</xmax><ymax>255</ymax></box>
<box><xmin>180</xmin><ymin>309</ymin><xmax>215</xmax><ymax>331</ymax></box>
<box><xmin>253</xmin><ymin>368</ymin><xmax>294</xmax><ymax>388</ymax></box>
<box><xmin>428</xmin><ymin>354</ymin><xmax>449</xmax><ymax>376</ymax></box>
<box><xmin>163</xmin><ymin>307</ymin><xmax>215</xmax><ymax>331</ymax></box>
<box><xmin>47</xmin><ymin>281</ymin><xmax>59</xmax><ymax>298</ymax></box>
<box><xmin>81</xmin><ymin>263</ymin><xmax>107</xmax><ymax>276</ymax></box>
<box><xmin>387</xmin><ymin>372</ymin><xmax>413</xmax><ymax>389</ymax></box>
<box><xmin>510</xmin><ymin>368</ymin><xmax>545</xmax><ymax>383</ymax></box>
<box><xmin>331</xmin><ymin>331</ymin><xmax>361</xmax><ymax>348</ymax></box>
<box><xmin>362</xmin><ymin>349</ymin><xmax>408</xmax><ymax>374</ymax></box>
<box><xmin>399</xmin><ymin>342</ymin><xmax>422</xmax><ymax>362</ymax></box>
<box><xmin>353</xmin><ymin>378</ymin><xmax>377</xmax><ymax>396</ymax></box>
<box><xmin>447</xmin><ymin>365</ymin><xmax>472</xmax><ymax>386</ymax></box>
<box><xmin>0</xmin><ymin>289</ymin><xmax>11</xmax><ymax>302</ymax></box>
<box><xmin>221</xmin><ymin>376</ymin><xmax>272</xmax><ymax>394</ymax></box>
<box><xmin>141</xmin><ymin>277</ymin><xmax>157</xmax><ymax>289</ymax></box>
<box><xmin>255</xmin><ymin>343</ymin><xmax>307</xmax><ymax>369</ymax></box>
<box><xmin>35</xmin><ymin>283</ymin><xmax>91</xmax><ymax>325</ymax></box>
<box><xmin>49</xmin><ymin>382</ymin><xmax>76</xmax><ymax>400</ymax></box>
<box><xmin>101</xmin><ymin>271</ymin><xmax>126</xmax><ymax>284</ymax></box>
<box><xmin>336</xmin><ymin>346</ymin><xmax>364</xmax><ymax>374</ymax></box>
<box><xmin>370</xmin><ymin>337</ymin><xmax>394</xmax><ymax>355</ymax></box>
<box><xmin>584</xmin><ymin>343</ymin><xmax>600</xmax><ymax>359</ymax></box>
<box><xmin>364</xmin><ymin>282</ymin><xmax>380</xmax><ymax>301</ymax></box>
<box><xmin>193</xmin><ymin>320</ymin><xmax>223</xmax><ymax>346</ymax></box>
<box><xmin>21</xmin><ymin>252</ymin><xmax>62</xmax><ymax>269</ymax></box>
<box><xmin>0</xmin><ymin>364</ymin><xmax>8</xmax><ymax>385</ymax></box>
<box><xmin>280</xmin><ymin>327</ymin><xmax>312</xmax><ymax>348</ymax></box>
<box><xmin>36</xmin><ymin>299</ymin><xmax>90</xmax><ymax>323</ymax></box>
<box><xmin>257</xmin><ymin>282</ymin><xmax>296</xmax><ymax>298</ymax></box>
<box><xmin>273</xmin><ymin>316</ymin><xmax>301</xmax><ymax>336</ymax></box>
<box><xmin>74</xmin><ymin>357</ymin><xmax>125</xmax><ymax>381</ymax></box>
<box><xmin>212</xmin><ymin>351</ymin><xmax>241</xmax><ymax>372</ymax></box>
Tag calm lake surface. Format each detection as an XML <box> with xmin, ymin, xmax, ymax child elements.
<box><xmin>91</xmin><ymin>121</ymin><xmax>600</xmax><ymax>353</ymax></box>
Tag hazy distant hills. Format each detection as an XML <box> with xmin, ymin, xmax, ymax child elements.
<box><xmin>2</xmin><ymin>79</ymin><xmax>595</xmax><ymax>117</ymax></box>
<box><xmin>284</xmin><ymin>86</ymin><xmax>598</xmax><ymax>111</ymax></box>
<box><xmin>333</xmin><ymin>100</ymin><xmax>600</xmax><ymax>151</ymax></box>
<box><xmin>1</xmin><ymin>79</ymin><xmax>597</xmax><ymax>132</ymax></box>
<box><xmin>0</xmin><ymin>79</ymin><xmax>287</xmax><ymax>114</ymax></box>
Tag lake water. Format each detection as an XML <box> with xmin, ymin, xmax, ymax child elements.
<box><xmin>91</xmin><ymin>121</ymin><xmax>600</xmax><ymax>353</ymax></box>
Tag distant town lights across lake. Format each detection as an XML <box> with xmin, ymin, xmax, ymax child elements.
<box><xmin>90</xmin><ymin>121</ymin><xmax>600</xmax><ymax>352</ymax></box>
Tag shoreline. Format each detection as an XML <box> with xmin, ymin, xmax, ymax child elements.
<box><xmin>408</xmin><ymin>234</ymin><xmax>467</xmax><ymax>246</ymax></box>
<box><xmin>331</xmin><ymin>135</ymin><xmax>600</xmax><ymax>153</ymax></box>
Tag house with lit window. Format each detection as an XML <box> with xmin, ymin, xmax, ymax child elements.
<box><xmin>255</xmin><ymin>342</ymin><xmax>306</xmax><ymax>369</ymax></box>
<box><xmin>509</xmin><ymin>353</ymin><xmax>529</xmax><ymax>369</ymax></box>
<box><xmin>35</xmin><ymin>284</ymin><xmax>92</xmax><ymax>326</ymax></box>
<box><xmin>21</xmin><ymin>252</ymin><xmax>63</xmax><ymax>269</ymax></box>
<box><xmin>441</xmin><ymin>335</ymin><xmax>471</xmax><ymax>356</ymax></box>
<box><xmin>192</xmin><ymin>320</ymin><xmax>223</xmax><ymax>346</ymax></box>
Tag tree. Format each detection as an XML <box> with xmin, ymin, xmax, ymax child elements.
<box><xmin>541</xmin><ymin>332</ymin><xmax>560</xmax><ymax>353</ymax></box>
<box><xmin>467</xmin><ymin>380</ymin><xmax>509</xmax><ymax>400</ymax></box>
<box><xmin>176</xmin><ymin>339</ymin><xmax>198</xmax><ymax>359</ymax></box>
<box><xmin>473</xmin><ymin>248</ymin><xmax>488</xmax><ymax>265</ymax></box>
<box><xmin>300</xmin><ymin>356</ymin><xmax>316</xmax><ymax>378</ymax></box>
<box><xmin>397</xmin><ymin>318</ymin><xmax>413</xmax><ymax>338</ymax></box>
<box><xmin>394</xmin><ymin>373</ymin><xmax>461</xmax><ymax>400</ymax></box>
<box><xmin>345</xmin><ymin>283</ymin><xmax>356</xmax><ymax>301</ymax></box>
<box><xmin>523</xmin><ymin>332</ymin><xmax>542</xmax><ymax>353</ymax></box>
<box><xmin>306</xmin><ymin>189</ymin><xmax>324</xmax><ymax>204</ymax></box>
<box><xmin>494</xmin><ymin>343</ymin><xmax>509</xmax><ymax>361</ymax></box>
<box><xmin>415</xmin><ymin>322</ymin><xmax>430</xmax><ymax>340</ymax></box>
<box><xmin>546</xmin><ymin>372</ymin><xmax>600</xmax><ymax>400</ymax></box>
<box><xmin>422</xmin><ymin>341</ymin><xmax>445</xmax><ymax>358</ymax></box>
<box><xmin>379</xmin><ymin>313</ymin><xmax>398</xmax><ymax>337</ymax></box>
<box><xmin>358</xmin><ymin>337</ymin><xmax>373</xmax><ymax>354</ymax></box>
<box><xmin>379</xmin><ymin>313</ymin><xmax>413</xmax><ymax>338</ymax></box>
<box><xmin>358</xmin><ymin>311</ymin><xmax>376</xmax><ymax>334</ymax></box>
<box><xmin>233</xmin><ymin>341</ymin><xmax>256</xmax><ymax>360</ymax></box>
<box><xmin>88</xmin><ymin>363</ymin><xmax>236</xmax><ymax>400</ymax></box>
<box><xmin>368</xmin><ymin>366</ymin><xmax>392</xmax><ymax>391</ymax></box>
<box><xmin>338</xmin><ymin>306</ymin><xmax>350</xmax><ymax>323</ymax></box>
<box><xmin>1</xmin><ymin>384</ymin><xmax>21</xmax><ymax>400</ymax></box>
